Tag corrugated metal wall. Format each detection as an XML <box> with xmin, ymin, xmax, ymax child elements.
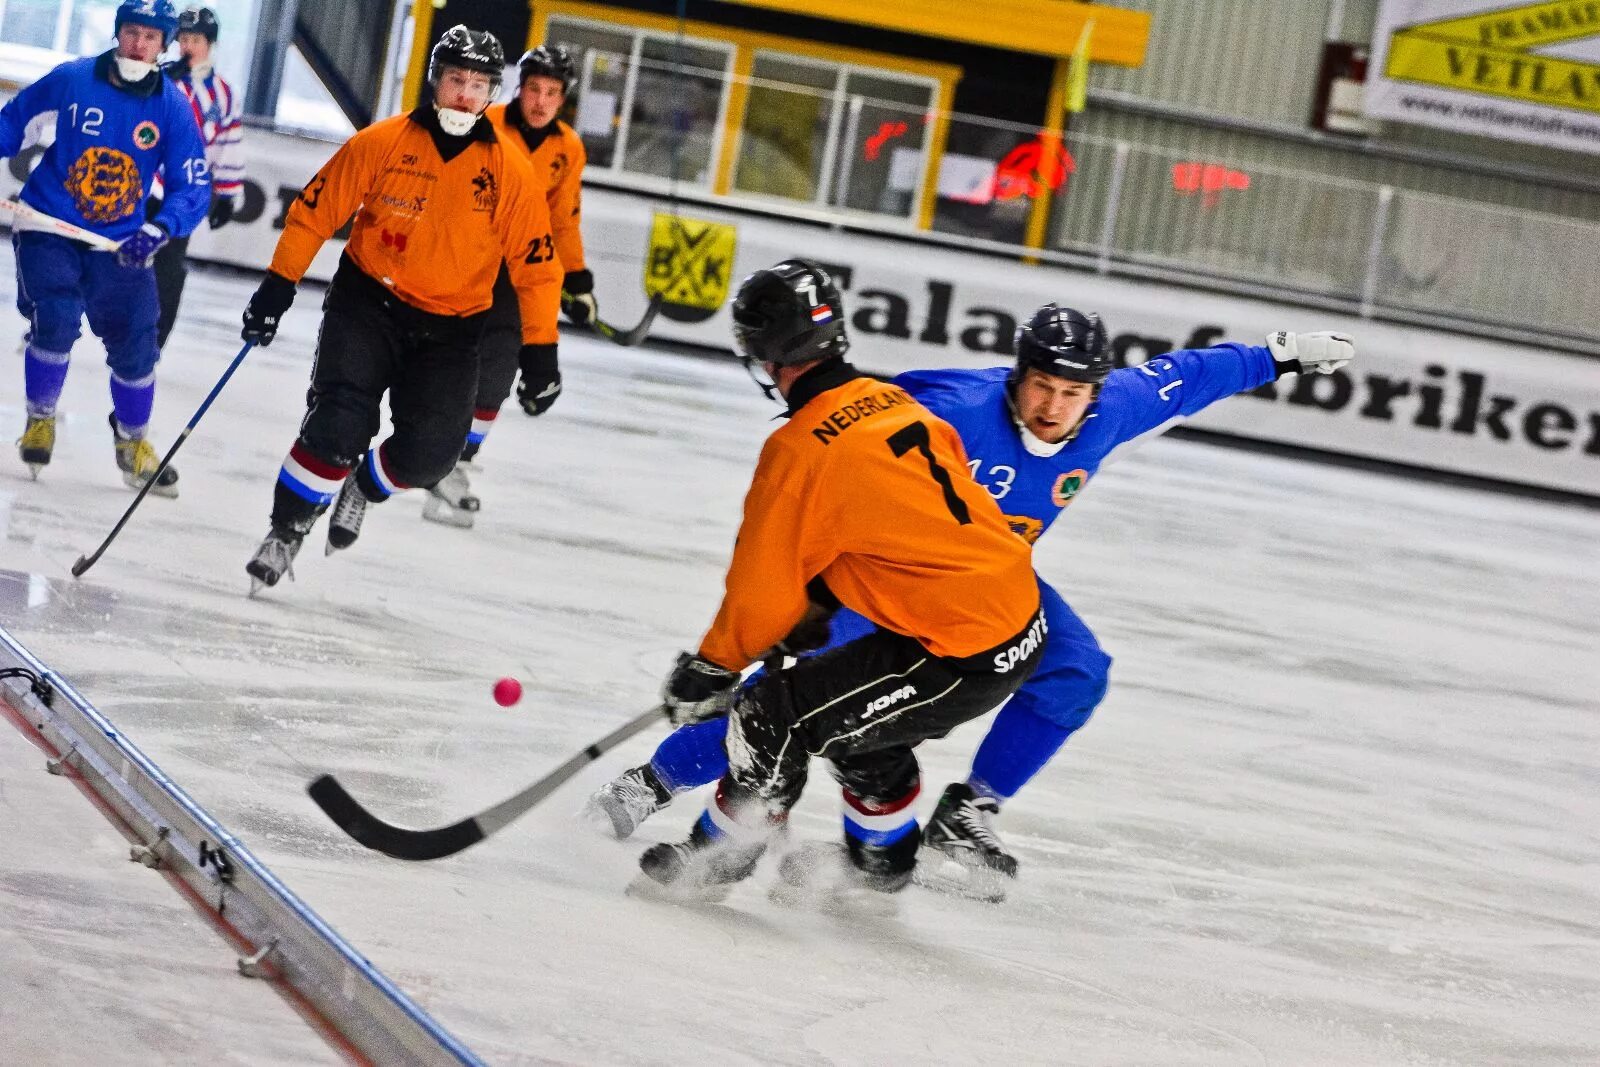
<box><xmin>1082</xmin><ymin>0</ymin><xmax>1600</xmax><ymax>209</ymax></box>
<box><xmin>1042</xmin><ymin>1</ymin><xmax>1598</xmax><ymax>343</ymax></box>
<box><xmin>1093</xmin><ymin>0</ymin><xmax>1334</xmax><ymax>127</ymax></box>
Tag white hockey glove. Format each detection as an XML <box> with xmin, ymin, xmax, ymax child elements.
<box><xmin>1266</xmin><ymin>331</ymin><xmax>1354</xmax><ymax>375</ymax></box>
<box><xmin>661</xmin><ymin>652</ymin><xmax>740</xmax><ymax>726</ymax></box>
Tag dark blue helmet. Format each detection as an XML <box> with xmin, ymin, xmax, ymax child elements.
<box><xmin>1012</xmin><ymin>304</ymin><xmax>1111</xmax><ymax>386</ymax></box>
<box><xmin>116</xmin><ymin>0</ymin><xmax>180</xmax><ymax>45</ymax></box>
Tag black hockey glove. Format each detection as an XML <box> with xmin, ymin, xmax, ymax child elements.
<box><xmin>661</xmin><ymin>652</ymin><xmax>740</xmax><ymax>726</ymax></box>
<box><xmin>561</xmin><ymin>269</ymin><xmax>597</xmax><ymax>326</ymax></box>
<box><xmin>208</xmin><ymin>194</ymin><xmax>236</xmax><ymax>230</ymax></box>
<box><xmin>241</xmin><ymin>272</ymin><xmax>297</xmax><ymax>346</ymax></box>
<box><xmin>516</xmin><ymin>343</ymin><xmax>561</xmax><ymax>416</ymax></box>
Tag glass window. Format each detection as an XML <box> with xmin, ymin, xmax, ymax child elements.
<box><xmin>2</xmin><ymin>0</ymin><xmax>263</xmax><ymax>108</ymax></box>
<box><xmin>1</xmin><ymin>0</ymin><xmax>61</xmax><ymax>50</ymax></box>
<box><xmin>832</xmin><ymin>71</ymin><xmax>934</xmax><ymax>220</ymax></box>
<box><xmin>545</xmin><ymin>17</ymin><xmax>633</xmax><ymax>168</ymax></box>
<box><xmin>63</xmin><ymin>0</ymin><xmax>119</xmax><ymax>55</ymax></box>
<box><xmin>544</xmin><ymin>16</ymin><xmax>730</xmax><ymax>186</ymax></box>
<box><xmin>734</xmin><ymin>53</ymin><xmax>837</xmax><ymax>203</ymax></box>
<box><xmin>623</xmin><ymin>36</ymin><xmax>730</xmax><ymax>186</ymax></box>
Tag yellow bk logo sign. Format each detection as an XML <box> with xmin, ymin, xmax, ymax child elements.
<box><xmin>644</xmin><ymin>212</ymin><xmax>737</xmax><ymax>323</ymax></box>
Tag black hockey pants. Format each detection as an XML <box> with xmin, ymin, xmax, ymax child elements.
<box><xmin>468</xmin><ymin>267</ymin><xmax>522</xmax><ymax>455</ymax></box>
<box><xmin>722</xmin><ymin>599</ymin><xmax>1048</xmax><ymax>817</ymax></box>
<box><xmin>271</xmin><ymin>258</ymin><xmax>487</xmax><ymax>532</ymax></box>
<box><xmin>152</xmin><ymin>234</ymin><xmax>189</xmax><ymax>351</ymax></box>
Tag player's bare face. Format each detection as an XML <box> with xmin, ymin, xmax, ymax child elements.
<box><xmin>177</xmin><ymin>31</ymin><xmax>212</xmax><ymax>66</ymax></box>
<box><xmin>519</xmin><ymin>75</ymin><xmax>566</xmax><ymax>128</ymax></box>
<box><xmin>1015</xmin><ymin>369</ymin><xmax>1095</xmax><ymax>443</ymax></box>
<box><xmin>116</xmin><ymin>24</ymin><xmax>166</xmax><ymax>63</ymax></box>
<box><xmin>435</xmin><ymin>68</ymin><xmax>494</xmax><ymax>115</ymax></box>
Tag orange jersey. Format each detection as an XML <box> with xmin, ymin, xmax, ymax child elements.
<box><xmin>486</xmin><ymin>105</ymin><xmax>587</xmax><ymax>275</ymax></box>
<box><xmin>268</xmin><ymin>109</ymin><xmax>561</xmax><ymax>344</ymax></box>
<box><xmin>698</xmin><ymin>364</ymin><xmax>1040</xmax><ymax>670</ymax></box>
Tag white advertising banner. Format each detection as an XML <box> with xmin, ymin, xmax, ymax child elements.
<box><xmin>2</xmin><ymin>113</ymin><xmax>1596</xmax><ymax>498</ymax></box>
<box><xmin>1364</xmin><ymin>0</ymin><xmax>1600</xmax><ymax>154</ymax></box>
<box><xmin>580</xmin><ymin>195</ymin><xmax>1600</xmax><ymax>499</ymax></box>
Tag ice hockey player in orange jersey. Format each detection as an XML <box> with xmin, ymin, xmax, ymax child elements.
<box><xmin>238</xmin><ymin>26</ymin><xmax>563</xmax><ymax>593</ymax></box>
<box><xmin>424</xmin><ymin>43</ymin><xmax>596</xmax><ymax>526</ymax></box>
<box><xmin>638</xmin><ymin>259</ymin><xmax>1048</xmax><ymax>896</ymax></box>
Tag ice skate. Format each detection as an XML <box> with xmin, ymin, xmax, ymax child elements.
<box><xmin>634</xmin><ymin>820</ymin><xmax>767</xmax><ymax>902</ymax></box>
<box><xmin>326</xmin><ymin>474</ymin><xmax>368</xmax><ymax>554</ymax></box>
<box><xmin>918</xmin><ymin>782</ymin><xmax>1017</xmax><ymax>902</ymax></box>
<box><xmin>582</xmin><ymin>763</ymin><xmax>672</xmax><ymax>839</ymax></box>
<box><xmin>246</xmin><ymin>528</ymin><xmax>303</xmax><ymax>595</ymax></box>
<box><xmin>421</xmin><ymin>462</ymin><xmax>479</xmax><ymax>528</ymax></box>
<box><xmin>109</xmin><ymin>414</ymin><xmax>178</xmax><ymax>497</ymax></box>
<box><xmin>17</xmin><ymin>415</ymin><xmax>54</xmax><ymax>479</ymax></box>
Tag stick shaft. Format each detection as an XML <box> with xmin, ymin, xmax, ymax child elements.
<box><xmin>1</xmin><ymin>199</ymin><xmax>120</xmax><ymax>252</ymax></box>
<box><xmin>72</xmin><ymin>341</ymin><xmax>256</xmax><ymax>577</ymax></box>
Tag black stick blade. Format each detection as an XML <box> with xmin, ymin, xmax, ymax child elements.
<box><xmin>307</xmin><ymin>774</ymin><xmax>485</xmax><ymax>861</ymax></box>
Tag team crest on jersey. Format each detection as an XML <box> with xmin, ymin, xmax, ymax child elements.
<box><xmin>132</xmin><ymin>121</ymin><xmax>160</xmax><ymax>150</ymax></box>
<box><xmin>548</xmin><ymin>151</ymin><xmax>569</xmax><ymax>185</ymax></box>
<box><xmin>1051</xmin><ymin>469</ymin><xmax>1089</xmax><ymax>507</ymax></box>
<box><xmin>66</xmin><ymin>148</ymin><xmax>142</xmax><ymax>223</ymax></box>
<box><xmin>471</xmin><ymin>168</ymin><xmax>499</xmax><ymax>211</ymax></box>
<box><xmin>1005</xmin><ymin>514</ymin><xmax>1044</xmax><ymax>544</ymax></box>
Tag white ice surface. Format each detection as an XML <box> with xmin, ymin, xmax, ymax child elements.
<box><xmin>0</xmin><ymin>705</ymin><xmax>341</xmax><ymax>1065</ymax></box>
<box><xmin>1</xmin><ymin>252</ymin><xmax>1597</xmax><ymax>1065</ymax></box>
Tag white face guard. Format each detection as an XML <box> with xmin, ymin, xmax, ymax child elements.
<box><xmin>435</xmin><ymin>106</ymin><xmax>480</xmax><ymax>136</ymax></box>
<box><xmin>1005</xmin><ymin>388</ymin><xmax>1070</xmax><ymax>457</ymax></box>
<box><xmin>115</xmin><ymin>55</ymin><xmax>158</xmax><ymax>82</ymax></box>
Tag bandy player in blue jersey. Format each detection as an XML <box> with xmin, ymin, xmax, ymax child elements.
<box><xmin>589</xmin><ymin>303</ymin><xmax>1354</xmax><ymax>895</ymax></box>
<box><xmin>1</xmin><ymin>0</ymin><xmax>209</xmax><ymax>495</ymax></box>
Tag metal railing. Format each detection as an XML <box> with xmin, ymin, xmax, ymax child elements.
<box><xmin>0</xmin><ymin>624</ymin><xmax>484</xmax><ymax>1067</ymax></box>
<box><xmin>568</xmin><ymin>50</ymin><xmax>1598</xmax><ymax>355</ymax></box>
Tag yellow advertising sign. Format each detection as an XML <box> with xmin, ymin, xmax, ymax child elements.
<box><xmin>1386</xmin><ymin>1</ymin><xmax>1600</xmax><ymax>113</ymax></box>
<box><xmin>644</xmin><ymin>213</ymin><xmax>738</xmax><ymax>324</ymax></box>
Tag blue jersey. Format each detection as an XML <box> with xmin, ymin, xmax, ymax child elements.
<box><xmin>0</xmin><ymin>52</ymin><xmax>209</xmax><ymax>241</ymax></box>
<box><xmin>893</xmin><ymin>342</ymin><xmax>1277</xmax><ymax>543</ymax></box>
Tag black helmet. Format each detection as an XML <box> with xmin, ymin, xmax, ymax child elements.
<box><xmin>428</xmin><ymin>25</ymin><xmax>505</xmax><ymax>98</ymax></box>
<box><xmin>519</xmin><ymin>44</ymin><xmax>575</xmax><ymax>95</ymax></box>
<box><xmin>177</xmin><ymin>6</ymin><xmax>218</xmax><ymax>41</ymax></box>
<box><xmin>731</xmin><ymin>259</ymin><xmax>849</xmax><ymax>368</ymax></box>
<box><xmin>1012</xmin><ymin>304</ymin><xmax>1111</xmax><ymax>386</ymax></box>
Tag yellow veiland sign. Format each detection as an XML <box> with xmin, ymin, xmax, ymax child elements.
<box><xmin>1386</xmin><ymin>1</ymin><xmax>1600</xmax><ymax>113</ymax></box>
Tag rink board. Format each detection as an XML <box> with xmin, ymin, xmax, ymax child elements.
<box><xmin>3</xmin><ymin>115</ymin><xmax>1594</xmax><ymax>497</ymax></box>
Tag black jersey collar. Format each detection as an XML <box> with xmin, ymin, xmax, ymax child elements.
<box><xmin>408</xmin><ymin>106</ymin><xmax>497</xmax><ymax>164</ymax></box>
<box><xmin>784</xmin><ymin>358</ymin><xmax>861</xmax><ymax>416</ymax></box>
<box><xmin>95</xmin><ymin>50</ymin><xmax>163</xmax><ymax>98</ymax></box>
